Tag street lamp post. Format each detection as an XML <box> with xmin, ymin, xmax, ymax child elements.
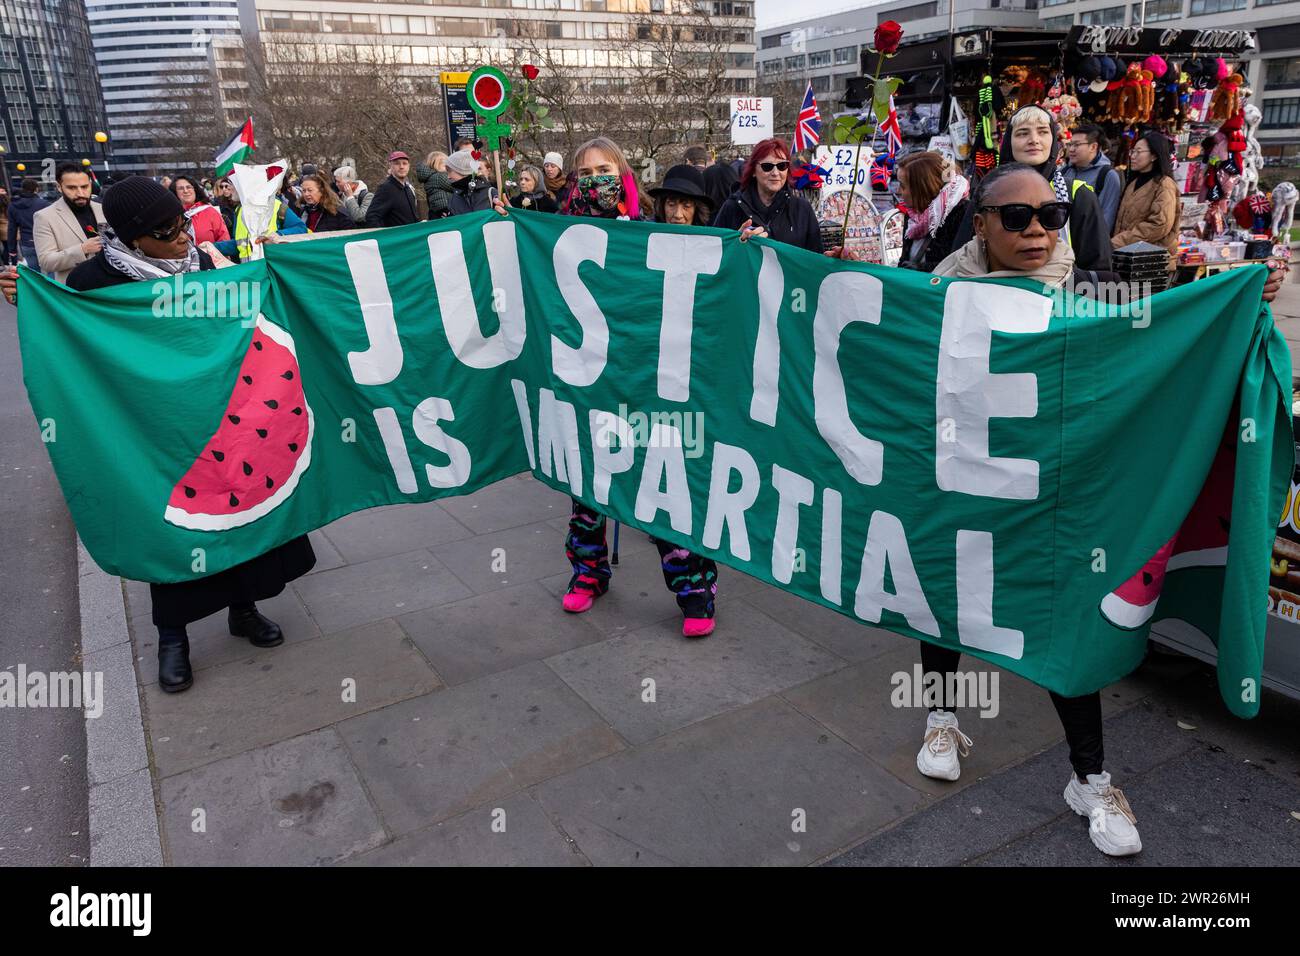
<box><xmin>0</xmin><ymin>144</ymin><xmax>10</xmax><ymax>198</ymax></box>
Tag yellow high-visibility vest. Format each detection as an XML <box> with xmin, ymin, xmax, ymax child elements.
<box><xmin>233</xmin><ymin>199</ymin><xmax>282</xmax><ymax>260</ymax></box>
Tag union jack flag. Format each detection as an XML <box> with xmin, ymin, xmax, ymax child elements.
<box><xmin>880</xmin><ymin>96</ymin><xmax>903</xmax><ymax>161</ymax></box>
<box><xmin>793</xmin><ymin>82</ymin><xmax>821</xmax><ymax>153</ymax></box>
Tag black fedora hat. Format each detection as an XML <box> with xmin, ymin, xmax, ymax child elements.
<box><xmin>649</xmin><ymin>163</ymin><xmax>708</xmax><ymax>200</ymax></box>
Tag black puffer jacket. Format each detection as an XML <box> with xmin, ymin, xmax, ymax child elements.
<box><xmin>711</xmin><ymin>181</ymin><xmax>823</xmax><ymax>253</ymax></box>
<box><xmin>446</xmin><ymin>176</ymin><xmax>497</xmax><ymax>217</ymax></box>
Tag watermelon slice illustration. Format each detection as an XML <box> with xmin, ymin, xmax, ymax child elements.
<box><xmin>1099</xmin><ymin>434</ymin><xmax>1234</xmax><ymax>630</ymax></box>
<box><xmin>164</xmin><ymin>314</ymin><xmax>313</xmax><ymax>531</ymax></box>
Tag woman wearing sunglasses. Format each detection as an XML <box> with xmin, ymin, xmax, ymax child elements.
<box><xmin>951</xmin><ymin>106</ymin><xmax>1112</xmax><ymax>273</ymax></box>
<box><xmin>58</xmin><ymin>176</ymin><xmax>316</xmax><ymax>693</ymax></box>
<box><xmin>1111</xmin><ymin>131</ymin><xmax>1179</xmax><ymax>267</ymax></box>
<box><xmin>921</xmin><ymin>162</ymin><xmax>1286</xmax><ymax>857</ymax></box>
<box><xmin>711</xmin><ymin>137</ymin><xmax>823</xmax><ymax>253</ymax></box>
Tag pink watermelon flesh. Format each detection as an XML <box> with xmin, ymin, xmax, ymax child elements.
<box><xmin>1100</xmin><ymin>536</ymin><xmax>1176</xmax><ymax>630</ymax></box>
<box><xmin>1100</xmin><ymin>430</ymin><xmax>1235</xmax><ymax>630</ymax></box>
<box><xmin>164</xmin><ymin>315</ymin><xmax>312</xmax><ymax>531</ymax></box>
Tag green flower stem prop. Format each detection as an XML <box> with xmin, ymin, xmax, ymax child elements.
<box><xmin>835</xmin><ymin>48</ymin><xmax>899</xmax><ymax>254</ymax></box>
<box><xmin>467</xmin><ymin>65</ymin><xmax>513</xmax><ymax>196</ymax></box>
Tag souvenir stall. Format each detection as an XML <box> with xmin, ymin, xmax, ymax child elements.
<box><xmin>1059</xmin><ymin>26</ymin><xmax>1290</xmax><ymax>280</ymax></box>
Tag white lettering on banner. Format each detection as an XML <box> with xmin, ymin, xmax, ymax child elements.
<box><xmin>428</xmin><ymin>220</ymin><xmax>526</xmax><ymax>369</ymax></box>
<box><xmin>510</xmin><ymin>379</ymin><xmax>537</xmax><ymax>469</ymax></box>
<box><xmin>702</xmin><ymin>442</ymin><xmax>760</xmax><ymax>560</ymax></box>
<box><xmin>373</xmin><ymin>406</ymin><xmax>418</xmax><ymax>493</ymax></box>
<box><xmin>813</xmin><ymin>271</ymin><xmax>885</xmax><ymax>485</ymax></box>
<box><xmin>537</xmin><ymin>388</ymin><xmax>583</xmax><ymax>495</ymax></box>
<box><xmin>935</xmin><ymin>282</ymin><xmax>1050</xmax><ymax>500</ymax></box>
<box><xmin>821</xmin><ymin>487</ymin><xmax>843</xmax><ymax>604</ymax></box>
<box><xmin>955</xmin><ymin>529</ymin><xmax>1024</xmax><ymax>658</ymax></box>
<box><xmin>771</xmin><ymin>464</ymin><xmax>815</xmax><ymax>584</ymax></box>
<box><xmin>646</xmin><ymin>233</ymin><xmax>723</xmax><ymax>403</ymax></box>
<box><xmin>552</xmin><ymin>223</ymin><xmax>609</xmax><ymax>386</ymax></box>
<box><xmin>854</xmin><ymin>509</ymin><xmax>940</xmax><ymax>637</ymax></box>
<box><xmin>411</xmin><ymin>396</ymin><xmax>472</xmax><ymax>489</ymax></box>
<box><xmin>344</xmin><ymin>240</ymin><xmax>404</xmax><ymax>385</ymax></box>
<box><xmin>635</xmin><ymin>423</ymin><xmax>692</xmax><ymax>533</ymax></box>
<box><xmin>750</xmin><ymin>245</ymin><xmax>784</xmax><ymax>426</ymax></box>
<box><xmin>590</xmin><ymin>408</ymin><xmax>634</xmax><ymax>505</ymax></box>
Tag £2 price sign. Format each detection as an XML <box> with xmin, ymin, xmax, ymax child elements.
<box><xmin>730</xmin><ymin>97</ymin><xmax>773</xmax><ymax>146</ymax></box>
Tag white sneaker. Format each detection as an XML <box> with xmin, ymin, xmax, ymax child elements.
<box><xmin>916</xmin><ymin>710</ymin><xmax>972</xmax><ymax>781</ymax></box>
<box><xmin>1064</xmin><ymin>771</ymin><xmax>1143</xmax><ymax>857</ymax></box>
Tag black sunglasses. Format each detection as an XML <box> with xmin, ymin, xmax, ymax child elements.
<box><xmin>147</xmin><ymin>217</ymin><xmax>187</xmax><ymax>242</ymax></box>
<box><xmin>978</xmin><ymin>201</ymin><xmax>1071</xmax><ymax>233</ymax></box>
<box><xmin>758</xmin><ymin>161</ymin><xmax>790</xmax><ymax>172</ymax></box>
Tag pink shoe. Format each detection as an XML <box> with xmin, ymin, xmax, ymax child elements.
<box><xmin>682</xmin><ymin>617</ymin><xmax>715</xmax><ymax>638</ymax></box>
<box><xmin>562</xmin><ymin>590</ymin><xmax>596</xmax><ymax>613</ymax></box>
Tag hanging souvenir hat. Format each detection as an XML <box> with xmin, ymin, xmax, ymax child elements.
<box><xmin>1075</xmin><ymin>56</ymin><xmax>1101</xmax><ymax>93</ymax></box>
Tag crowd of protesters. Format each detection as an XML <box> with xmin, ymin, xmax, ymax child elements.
<box><xmin>0</xmin><ymin>119</ymin><xmax>1290</xmax><ymax>863</ymax></box>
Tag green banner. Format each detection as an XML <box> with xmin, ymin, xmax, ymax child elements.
<box><xmin>17</xmin><ymin>210</ymin><xmax>1293</xmax><ymax>715</ymax></box>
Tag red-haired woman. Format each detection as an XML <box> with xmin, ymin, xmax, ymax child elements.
<box><xmin>711</xmin><ymin>137</ymin><xmax>823</xmax><ymax>253</ymax></box>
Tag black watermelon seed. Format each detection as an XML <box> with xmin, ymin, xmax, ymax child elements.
<box><xmin>291</xmin><ymin>407</ymin><xmax>302</xmax><ymax>415</ymax></box>
<box><xmin>265</xmin><ymin>476</ymin><xmax>274</xmax><ymax>489</ymax></box>
<box><xmin>1142</xmin><ymin>572</ymin><xmax>1153</xmax><ymax>586</ymax></box>
<box><xmin>228</xmin><ymin>414</ymin><xmax>240</xmax><ymax>425</ymax></box>
<box><xmin>253</xmin><ymin>340</ymin><xmax>262</xmax><ymax>350</ymax></box>
<box><xmin>243</xmin><ymin>375</ymin><xmax>252</xmax><ymax>385</ymax></box>
<box><xmin>229</xmin><ymin>493</ymin><xmax>239</xmax><ymax>507</ymax></box>
<box><xmin>288</xmin><ymin>443</ymin><xmax>298</xmax><ymax>452</ymax></box>
<box><xmin>183</xmin><ymin>486</ymin><xmax>196</xmax><ymax>498</ymax></box>
<box><xmin>282</xmin><ymin>370</ymin><xmax>294</xmax><ymax>380</ymax></box>
<box><xmin>242</xmin><ymin>461</ymin><xmax>253</xmax><ymax>476</ymax></box>
<box><xmin>256</xmin><ymin>428</ymin><xmax>267</xmax><ymax>438</ymax></box>
<box><xmin>264</xmin><ymin>399</ymin><xmax>279</xmax><ymax>409</ymax></box>
<box><xmin>212</xmin><ymin>450</ymin><xmax>225</xmax><ymax>462</ymax></box>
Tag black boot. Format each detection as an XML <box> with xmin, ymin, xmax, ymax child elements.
<box><xmin>227</xmin><ymin>602</ymin><xmax>284</xmax><ymax>647</ymax></box>
<box><xmin>157</xmin><ymin>626</ymin><xmax>193</xmax><ymax>693</ymax></box>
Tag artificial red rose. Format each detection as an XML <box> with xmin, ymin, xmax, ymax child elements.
<box><xmin>522</xmin><ymin>64</ymin><xmax>539</xmax><ymax>81</ymax></box>
<box><xmin>874</xmin><ymin>20</ymin><xmax>903</xmax><ymax>55</ymax></box>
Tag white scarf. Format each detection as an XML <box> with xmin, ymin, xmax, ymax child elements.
<box><xmin>932</xmin><ymin>235</ymin><xmax>1076</xmax><ymax>289</ymax></box>
<box><xmin>906</xmin><ymin>173</ymin><xmax>970</xmax><ymax>241</ymax></box>
<box><xmin>102</xmin><ymin>225</ymin><xmax>201</xmax><ymax>281</ymax></box>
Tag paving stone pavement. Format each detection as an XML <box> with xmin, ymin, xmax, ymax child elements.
<box><xmin>120</xmin><ymin>472</ymin><xmax>1300</xmax><ymax>866</ymax></box>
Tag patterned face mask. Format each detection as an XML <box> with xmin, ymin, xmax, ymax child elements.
<box><xmin>575</xmin><ymin>174</ymin><xmax>623</xmax><ymax>212</ymax></box>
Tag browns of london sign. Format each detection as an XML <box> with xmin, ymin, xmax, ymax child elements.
<box><xmin>1069</xmin><ymin>25</ymin><xmax>1257</xmax><ymax>55</ymax></box>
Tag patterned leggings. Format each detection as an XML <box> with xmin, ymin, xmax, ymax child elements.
<box><xmin>565</xmin><ymin>499</ymin><xmax>718</xmax><ymax>619</ymax></box>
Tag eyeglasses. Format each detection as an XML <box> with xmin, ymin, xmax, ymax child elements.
<box><xmin>758</xmin><ymin>161</ymin><xmax>790</xmax><ymax>172</ymax></box>
<box><xmin>978</xmin><ymin>201</ymin><xmax>1072</xmax><ymax>232</ymax></box>
<box><xmin>147</xmin><ymin>217</ymin><xmax>186</xmax><ymax>242</ymax></box>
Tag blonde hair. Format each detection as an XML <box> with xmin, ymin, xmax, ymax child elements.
<box><xmin>1009</xmin><ymin>105</ymin><xmax>1054</xmax><ymax>131</ymax></box>
<box><xmin>427</xmin><ymin>150</ymin><xmax>448</xmax><ymax>172</ymax></box>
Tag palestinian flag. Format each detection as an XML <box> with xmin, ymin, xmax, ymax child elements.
<box><xmin>214</xmin><ymin>118</ymin><xmax>255</xmax><ymax>176</ymax></box>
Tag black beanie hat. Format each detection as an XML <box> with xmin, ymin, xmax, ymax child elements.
<box><xmin>102</xmin><ymin>175</ymin><xmax>184</xmax><ymax>244</ymax></box>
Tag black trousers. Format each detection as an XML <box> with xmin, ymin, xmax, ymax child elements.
<box><xmin>919</xmin><ymin>642</ymin><xmax>1104</xmax><ymax>781</ymax></box>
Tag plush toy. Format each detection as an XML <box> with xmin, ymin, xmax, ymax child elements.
<box><xmin>1116</xmin><ymin>61</ymin><xmax>1143</xmax><ymax>124</ymax></box>
<box><xmin>1220</xmin><ymin>110</ymin><xmax>1247</xmax><ymax>174</ymax></box>
<box><xmin>1020</xmin><ymin>69</ymin><xmax>1048</xmax><ymax>108</ymax></box>
<box><xmin>1210</xmin><ymin>72</ymin><xmax>1245</xmax><ymax>121</ymax></box>
<box><xmin>1273</xmin><ymin>182</ymin><xmax>1298</xmax><ymax>241</ymax></box>
<box><xmin>1234</xmin><ymin>103</ymin><xmax>1264</xmax><ymax>206</ymax></box>
<box><xmin>1137</xmin><ymin>69</ymin><xmax>1155</xmax><ymax>124</ymax></box>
